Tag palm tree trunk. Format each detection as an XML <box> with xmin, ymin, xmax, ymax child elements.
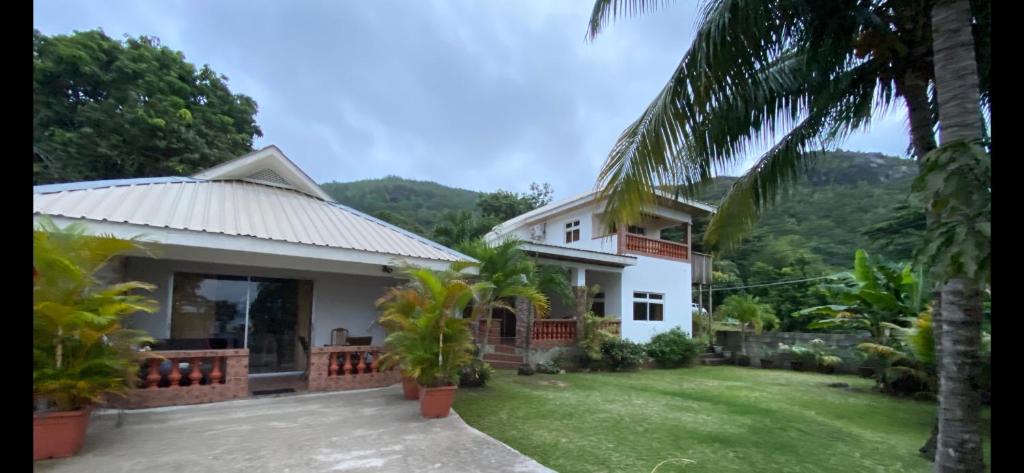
<box><xmin>478</xmin><ymin>306</ymin><xmax>495</xmax><ymax>360</ymax></box>
<box><xmin>920</xmin><ymin>290</ymin><xmax>942</xmax><ymax>460</ymax></box>
<box><xmin>930</xmin><ymin>0</ymin><xmax>987</xmax><ymax>470</ymax></box>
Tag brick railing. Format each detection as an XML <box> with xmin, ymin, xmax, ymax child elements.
<box><xmin>532</xmin><ymin>319</ymin><xmax>576</xmax><ymax>347</ymax></box>
<box><xmin>308</xmin><ymin>345</ymin><xmax>400</xmax><ymax>392</ymax></box>
<box><xmin>623</xmin><ymin>234</ymin><xmax>689</xmax><ymax>261</ymax></box>
<box><xmin>597</xmin><ymin>319</ymin><xmax>621</xmax><ymax>336</ymax></box>
<box><xmin>113</xmin><ymin>349</ymin><xmax>249</xmax><ymax>409</ymax></box>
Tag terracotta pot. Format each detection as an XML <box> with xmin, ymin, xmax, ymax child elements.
<box><xmin>760</xmin><ymin>359</ymin><xmax>774</xmax><ymax>369</ymax></box>
<box><xmin>789</xmin><ymin>361</ymin><xmax>805</xmax><ymax>371</ymax></box>
<box><xmin>418</xmin><ymin>384</ymin><xmax>457</xmax><ymax>418</ymax></box>
<box><xmin>401</xmin><ymin>375</ymin><xmax>419</xmax><ymax>400</ymax></box>
<box><xmin>34</xmin><ymin>408</ymin><xmax>91</xmax><ymax>460</ymax></box>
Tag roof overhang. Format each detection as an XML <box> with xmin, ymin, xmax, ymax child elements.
<box><xmin>518</xmin><ymin>242</ymin><xmax>637</xmax><ymax>268</ymax></box>
<box><xmin>35</xmin><ymin>215</ymin><xmax>467</xmax><ymax>274</ymax></box>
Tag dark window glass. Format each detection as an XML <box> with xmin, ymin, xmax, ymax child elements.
<box><xmin>633</xmin><ymin>301</ymin><xmax>647</xmax><ymax>320</ymax></box>
<box><xmin>649</xmin><ymin>293</ymin><xmax>664</xmax><ymax>300</ymax></box>
<box><xmin>592</xmin><ymin>302</ymin><xmax>605</xmax><ymax>317</ymax></box>
<box><xmin>649</xmin><ymin>303</ymin><xmax>664</xmax><ymax>321</ymax></box>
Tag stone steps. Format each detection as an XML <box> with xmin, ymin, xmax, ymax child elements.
<box><xmin>483</xmin><ymin>352</ymin><xmax>524</xmax><ymax>363</ymax></box>
<box><xmin>485</xmin><ymin>360</ymin><xmax>523</xmax><ymax>370</ymax></box>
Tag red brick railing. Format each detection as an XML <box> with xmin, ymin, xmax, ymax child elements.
<box><xmin>623</xmin><ymin>234</ymin><xmax>689</xmax><ymax>261</ymax></box>
<box><xmin>598</xmin><ymin>319</ymin><xmax>622</xmax><ymax>336</ymax></box>
<box><xmin>113</xmin><ymin>349</ymin><xmax>250</xmax><ymax>409</ymax></box>
<box><xmin>308</xmin><ymin>345</ymin><xmax>400</xmax><ymax>392</ymax></box>
<box><xmin>532</xmin><ymin>319</ymin><xmax>576</xmax><ymax>347</ymax></box>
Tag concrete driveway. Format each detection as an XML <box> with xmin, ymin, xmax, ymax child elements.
<box><xmin>35</xmin><ymin>386</ymin><xmax>554</xmax><ymax>473</ymax></box>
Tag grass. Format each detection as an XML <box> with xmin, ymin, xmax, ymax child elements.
<box><xmin>453</xmin><ymin>366</ymin><xmax>991</xmax><ymax>473</ymax></box>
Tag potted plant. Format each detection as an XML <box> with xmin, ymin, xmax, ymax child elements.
<box><xmin>809</xmin><ymin>339</ymin><xmax>843</xmax><ymax>374</ymax></box>
<box><xmin>382</xmin><ymin>269</ymin><xmax>483</xmax><ymax>418</ymax></box>
<box><xmin>759</xmin><ymin>347</ymin><xmax>776</xmax><ymax>369</ymax></box>
<box><xmin>34</xmin><ymin>220</ymin><xmax>158</xmax><ymax>460</ymax></box>
<box><xmin>376</xmin><ymin>285</ymin><xmax>424</xmax><ymax>401</ymax></box>
<box><xmin>778</xmin><ymin>343</ymin><xmax>815</xmax><ymax>371</ymax></box>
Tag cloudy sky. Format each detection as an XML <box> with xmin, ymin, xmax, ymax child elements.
<box><xmin>34</xmin><ymin>0</ymin><xmax>911</xmax><ymax>200</ymax></box>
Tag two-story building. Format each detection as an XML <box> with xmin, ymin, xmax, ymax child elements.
<box><xmin>483</xmin><ymin>189</ymin><xmax>715</xmax><ymax>361</ymax></box>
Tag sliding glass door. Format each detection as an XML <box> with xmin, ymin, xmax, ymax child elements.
<box><xmin>169</xmin><ymin>272</ymin><xmax>312</xmax><ymax>374</ymax></box>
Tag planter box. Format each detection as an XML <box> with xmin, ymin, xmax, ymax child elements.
<box><xmin>34</xmin><ymin>409</ymin><xmax>91</xmax><ymax>460</ymax></box>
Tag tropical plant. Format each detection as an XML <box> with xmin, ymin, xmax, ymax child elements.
<box><xmin>807</xmin><ymin>339</ymin><xmax>844</xmax><ymax>369</ymax></box>
<box><xmin>798</xmin><ymin>250</ymin><xmax>923</xmax><ymax>340</ymax></box>
<box><xmin>33</xmin><ymin>218</ymin><xmax>158</xmax><ymax>412</ymax></box>
<box><xmin>599</xmin><ymin>338</ymin><xmax>648</xmax><ymax>371</ymax></box>
<box><xmin>33</xmin><ymin>30</ymin><xmax>261</xmax><ymax>184</ymax></box>
<box><xmin>459</xmin><ymin>358</ymin><xmax>495</xmax><ymax>388</ymax></box>
<box><xmin>577</xmin><ymin>285</ymin><xmax>616</xmax><ymax>363</ymax></box>
<box><xmin>645</xmin><ymin>327</ymin><xmax>700</xmax><ymax>368</ymax></box>
<box><xmin>776</xmin><ymin>343</ymin><xmax>816</xmax><ymax>368</ymax></box>
<box><xmin>378</xmin><ymin>268</ymin><xmax>490</xmax><ymax>387</ymax></box>
<box><xmin>855</xmin><ymin>341</ymin><xmax>932</xmax><ymax>396</ymax></box>
<box><xmin>453</xmin><ymin>238</ymin><xmax>553</xmax><ymax>361</ymax></box>
<box><xmin>715</xmin><ymin>295</ymin><xmax>778</xmax><ymax>356</ymax></box>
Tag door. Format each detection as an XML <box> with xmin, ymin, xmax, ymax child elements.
<box><xmin>246</xmin><ymin>277</ymin><xmax>313</xmax><ymax>374</ymax></box>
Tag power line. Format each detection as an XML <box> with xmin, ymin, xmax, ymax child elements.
<box><xmin>708</xmin><ymin>275</ymin><xmax>836</xmax><ymax>292</ymax></box>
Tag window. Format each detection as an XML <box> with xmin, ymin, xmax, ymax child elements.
<box><xmin>591</xmin><ymin>292</ymin><xmax>605</xmax><ymax>317</ymax></box>
<box><xmin>564</xmin><ymin>220</ymin><xmax>580</xmax><ymax>243</ymax></box>
<box><xmin>632</xmin><ymin>292</ymin><xmax>664</xmax><ymax>321</ymax></box>
<box><xmin>627</xmin><ymin>225</ymin><xmax>646</xmax><ymax>236</ymax></box>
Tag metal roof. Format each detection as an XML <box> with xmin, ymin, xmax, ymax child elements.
<box><xmin>34</xmin><ymin>178</ymin><xmax>471</xmax><ymax>263</ymax></box>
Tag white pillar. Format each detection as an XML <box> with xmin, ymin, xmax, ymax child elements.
<box><xmin>570</xmin><ymin>267</ymin><xmax>586</xmax><ymax>287</ymax></box>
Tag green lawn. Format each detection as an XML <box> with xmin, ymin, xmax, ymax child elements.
<box><xmin>452</xmin><ymin>366</ymin><xmax>990</xmax><ymax>473</ymax></box>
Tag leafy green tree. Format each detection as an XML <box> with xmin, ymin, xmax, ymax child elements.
<box><xmin>799</xmin><ymin>249</ymin><xmax>924</xmax><ymax>340</ymax></box>
<box><xmin>34</xmin><ymin>29</ymin><xmax>262</xmax><ymax>184</ymax></box>
<box><xmin>715</xmin><ymin>295</ymin><xmax>778</xmax><ymax>356</ymax></box>
<box><xmin>431</xmin><ymin>210</ymin><xmax>498</xmax><ymax>248</ymax></box>
<box><xmin>476</xmin><ymin>182</ymin><xmax>554</xmax><ymax>221</ymax></box>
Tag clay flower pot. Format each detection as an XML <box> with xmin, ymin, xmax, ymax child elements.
<box><xmin>401</xmin><ymin>375</ymin><xmax>419</xmax><ymax>400</ymax></box>
<box><xmin>760</xmin><ymin>359</ymin><xmax>774</xmax><ymax>369</ymax></box>
<box><xmin>418</xmin><ymin>384</ymin><xmax>457</xmax><ymax>418</ymax></box>
<box><xmin>789</xmin><ymin>361</ymin><xmax>805</xmax><ymax>371</ymax></box>
<box><xmin>34</xmin><ymin>408</ymin><xmax>91</xmax><ymax>460</ymax></box>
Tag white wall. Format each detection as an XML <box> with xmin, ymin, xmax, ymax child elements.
<box><xmin>619</xmin><ymin>255</ymin><xmax>692</xmax><ymax>343</ymax></box>
<box><xmin>122</xmin><ymin>257</ymin><xmax>402</xmax><ymax>346</ymax></box>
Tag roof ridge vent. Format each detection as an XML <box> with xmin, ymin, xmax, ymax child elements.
<box><xmin>244</xmin><ymin>168</ymin><xmax>292</xmax><ymax>188</ymax></box>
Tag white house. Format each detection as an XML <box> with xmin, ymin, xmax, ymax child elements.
<box><xmin>485</xmin><ymin>190</ymin><xmax>715</xmax><ymax>344</ymax></box>
<box><xmin>33</xmin><ymin>146</ymin><xmax>475</xmax><ymax>407</ymax></box>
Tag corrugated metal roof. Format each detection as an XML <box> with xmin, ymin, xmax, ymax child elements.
<box><xmin>34</xmin><ymin>179</ymin><xmax>471</xmax><ymax>263</ymax></box>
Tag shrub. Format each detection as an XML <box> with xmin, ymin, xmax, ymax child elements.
<box><xmin>579</xmin><ymin>312</ymin><xmax>615</xmax><ymax>362</ymax></box>
<box><xmin>599</xmin><ymin>339</ymin><xmax>647</xmax><ymax>371</ymax></box>
<box><xmin>535</xmin><ymin>360</ymin><xmax>561</xmax><ymax>374</ymax></box>
<box><xmin>459</xmin><ymin>358</ymin><xmax>495</xmax><ymax>388</ymax></box>
<box><xmin>645</xmin><ymin>327</ymin><xmax>700</xmax><ymax>368</ymax></box>
<box><xmin>552</xmin><ymin>351</ymin><xmax>587</xmax><ymax>372</ymax></box>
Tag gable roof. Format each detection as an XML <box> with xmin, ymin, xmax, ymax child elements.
<box><xmin>34</xmin><ymin>148</ymin><xmax>474</xmax><ymax>265</ymax></box>
<box><xmin>487</xmin><ymin>189</ymin><xmax>717</xmax><ymax>238</ymax></box>
<box><xmin>192</xmin><ymin>145</ymin><xmax>335</xmax><ymax>201</ymax></box>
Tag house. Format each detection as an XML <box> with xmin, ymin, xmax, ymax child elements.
<box><xmin>479</xmin><ymin>189</ymin><xmax>715</xmax><ymax>366</ymax></box>
<box><xmin>33</xmin><ymin>145</ymin><xmax>475</xmax><ymax>407</ymax></box>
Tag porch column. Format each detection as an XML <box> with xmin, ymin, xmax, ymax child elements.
<box><xmin>570</xmin><ymin>267</ymin><xmax>587</xmax><ymax>341</ymax></box>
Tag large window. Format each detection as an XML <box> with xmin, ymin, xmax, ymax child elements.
<box><xmin>633</xmin><ymin>292</ymin><xmax>664</xmax><ymax>321</ymax></box>
<box><xmin>565</xmin><ymin>220</ymin><xmax>581</xmax><ymax>243</ymax></box>
<box><xmin>170</xmin><ymin>273</ymin><xmax>312</xmax><ymax>374</ymax></box>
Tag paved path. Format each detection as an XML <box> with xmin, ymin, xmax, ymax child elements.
<box><xmin>35</xmin><ymin>386</ymin><xmax>554</xmax><ymax>473</ymax></box>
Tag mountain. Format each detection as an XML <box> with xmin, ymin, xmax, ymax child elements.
<box><xmin>320</xmin><ymin>176</ymin><xmax>482</xmax><ymax>234</ymax></box>
<box><xmin>319</xmin><ymin>150</ymin><xmax>918</xmax><ymax>268</ymax></box>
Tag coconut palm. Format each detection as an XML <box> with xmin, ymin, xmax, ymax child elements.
<box><xmin>453</xmin><ymin>238</ymin><xmax>552</xmax><ymax>360</ymax></box>
<box><xmin>714</xmin><ymin>294</ymin><xmax>778</xmax><ymax>356</ymax></box>
<box><xmin>587</xmin><ymin>1</ymin><xmax>989</xmax><ymax>467</ymax></box>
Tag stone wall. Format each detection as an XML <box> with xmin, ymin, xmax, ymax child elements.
<box><xmin>716</xmin><ymin>330</ymin><xmax>871</xmax><ymax>372</ymax></box>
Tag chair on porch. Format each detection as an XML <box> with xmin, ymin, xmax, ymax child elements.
<box><xmin>330</xmin><ymin>328</ymin><xmax>349</xmax><ymax>346</ymax></box>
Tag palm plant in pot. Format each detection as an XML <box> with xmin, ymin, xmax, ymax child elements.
<box><xmin>377</xmin><ymin>282</ymin><xmax>428</xmax><ymax>400</ymax></box>
<box><xmin>34</xmin><ymin>219</ymin><xmax>157</xmax><ymax>460</ymax></box>
<box><xmin>381</xmin><ymin>268</ymin><xmax>486</xmax><ymax>418</ymax></box>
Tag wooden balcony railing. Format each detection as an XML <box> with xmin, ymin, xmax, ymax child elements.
<box><xmin>597</xmin><ymin>319</ymin><xmax>621</xmax><ymax>336</ymax></box>
<box><xmin>623</xmin><ymin>234</ymin><xmax>689</xmax><ymax>261</ymax></box>
<box><xmin>112</xmin><ymin>349</ymin><xmax>250</xmax><ymax>409</ymax></box>
<box><xmin>308</xmin><ymin>345</ymin><xmax>400</xmax><ymax>392</ymax></box>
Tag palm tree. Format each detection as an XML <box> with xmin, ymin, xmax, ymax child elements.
<box><xmin>431</xmin><ymin>210</ymin><xmax>496</xmax><ymax>248</ymax></box>
<box><xmin>453</xmin><ymin>238</ymin><xmax>551</xmax><ymax>360</ymax></box>
<box><xmin>715</xmin><ymin>295</ymin><xmax>778</xmax><ymax>356</ymax></box>
<box><xmin>587</xmin><ymin>0</ymin><xmax>989</xmax><ymax>466</ymax></box>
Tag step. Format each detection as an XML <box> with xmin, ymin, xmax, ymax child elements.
<box><xmin>701</xmin><ymin>358</ymin><xmax>728</xmax><ymax>366</ymax></box>
<box><xmin>492</xmin><ymin>344</ymin><xmax>519</xmax><ymax>355</ymax></box>
<box><xmin>698</xmin><ymin>353</ymin><xmax>724</xmax><ymax>360</ymax></box>
<box><xmin>486</xmin><ymin>360</ymin><xmax>523</xmax><ymax>370</ymax></box>
<box><xmin>484</xmin><ymin>353</ymin><xmax>524</xmax><ymax>363</ymax></box>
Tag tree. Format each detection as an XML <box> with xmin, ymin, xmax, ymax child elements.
<box><xmin>476</xmin><ymin>182</ymin><xmax>554</xmax><ymax>221</ymax></box>
<box><xmin>715</xmin><ymin>295</ymin><xmax>778</xmax><ymax>356</ymax></box>
<box><xmin>586</xmin><ymin>0</ymin><xmax>989</xmax><ymax>465</ymax></box>
<box><xmin>799</xmin><ymin>249</ymin><xmax>924</xmax><ymax>340</ymax></box>
<box><xmin>452</xmin><ymin>238</ymin><xmax>552</xmax><ymax>360</ymax></box>
<box><xmin>430</xmin><ymin>210</ymin><xmax>497</xmax><ymax>248</ymax></box>
<box><xmin>34</xmin><ymin>29</ymin><xmax>262</xmax><ymax>184</ymax></box>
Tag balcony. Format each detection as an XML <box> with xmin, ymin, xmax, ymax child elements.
<box><xmin>621</xmin><ymin>233</ymin><xmax>689</xmax><ymax>261</ymax></box>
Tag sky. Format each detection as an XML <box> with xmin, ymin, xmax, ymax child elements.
<box><xmin>34</xmin><ymin>0</ymin><xmax>912</xmax><ymax>200</ymax></box>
